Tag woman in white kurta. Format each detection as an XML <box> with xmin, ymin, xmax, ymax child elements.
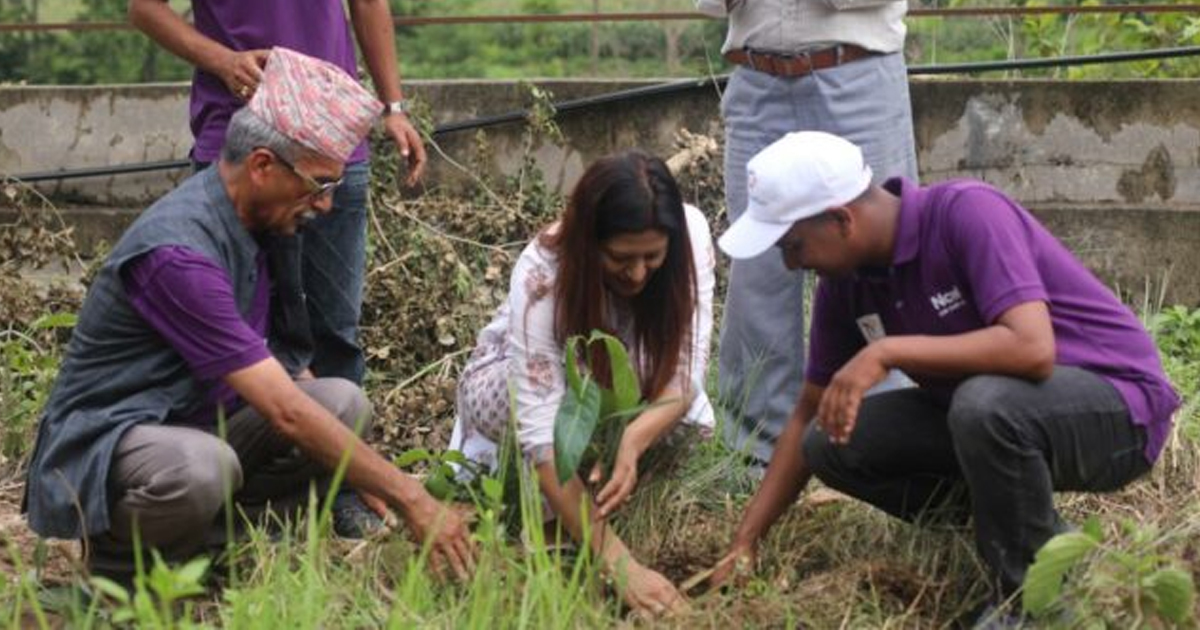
<box><xmin>450</xmin><ymin>151</ymin><xmax>715</xmax><ymax>615</ymax></box>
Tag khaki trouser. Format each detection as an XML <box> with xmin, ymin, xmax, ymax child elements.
<box><xmin>89</xmin><ymin>377</ymin><xmax>371</xmax><ymax>578</ymax></box>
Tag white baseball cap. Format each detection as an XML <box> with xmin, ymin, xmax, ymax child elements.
<box><xmin>718</xmin><ymin>131</ymin><xmax>873</xmax><ymax>259</ymax></box>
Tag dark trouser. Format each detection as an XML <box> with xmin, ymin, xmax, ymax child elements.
<box><xmin>301</xmin><ymin>162</ymin><xmax>370</xmax><ymax>384</ymax></box>
<box><xmin>803</xmin><ymin>366</ymin><xmax>1150</xmax><ymax>597</ymax></box>
<box><xmin>90</xmin><ymin>378</ymin><xmax>371</xmax><ymax>578</ymax></box>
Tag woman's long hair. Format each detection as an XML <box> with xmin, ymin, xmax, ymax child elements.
<box><xmin>539</xmin><ymin>151</ymin><xmax>697</xmax><ymax>400</ymax></box>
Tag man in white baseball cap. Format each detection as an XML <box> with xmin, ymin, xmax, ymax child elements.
<box><xmin>709</xmin><ymin>131</ymin><xmax>1177</xmax><ymax>626</ymax></box>
<box><xmin>718</xmin><ymin>131</ymin><xmax>873</xmax><ymax>261</ymax></box>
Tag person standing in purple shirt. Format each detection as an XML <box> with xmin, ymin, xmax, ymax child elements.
<box><xmin>705</xmin><ymin>132</ymin><xmax>1179</xmax><ymax>619</ymax></box>
<box><xmin>130</xmin><ymin>0</ymin><xmax>426</xmax><ymax>386</ymax></box>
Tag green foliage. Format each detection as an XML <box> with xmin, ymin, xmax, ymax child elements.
<box><xmin>1150</xmin><ymin>304</ymin><xmax>1200</xmax><ymax>442</ymax></box>
<box><xmin>1023</xmin><ymin>517</ymin><xmax>1197</xmax><ymax>626</ymax></box>
<box><xmin>11</xmin><ymin>0</ymin><xmax>1200</xmax><ymax>83</ymax></box>
<box><xmin>1</xmin><ymin>0</ymin><xmax>191</xmax><ymax>84</ymax></box>
<box><xmin>90</xmin><ymin>553</ymin><xmax>210</xmax><ymax>627</ymax></box>
<box><xmin>555</xmin><ymin>339</ymin><xmax>604</xmax><ymax>485</ymax></box>
<box><xmin>553</xmin><ymin>331</ymin><xmax>642</xmax><ymax>485</ymax></box>
<box><xmin>394</xmin><ymin>393</ymin><xmax>524</xmax><ymax>542</ymax></box>
<box><xmin>1022</xmin><ymin>518</ymin><xmax>1102</xmax><ymax>614</ymax></box>
<box><xmin>1150</xmin><ymin>305</ymin><xmax>1200</xmax><ymax>365</ymax></box>
<box><xmin>904</xmin><ymin>0</ymin><xmax>1200</xmax><ymax>79</ymax></box>
<box><xmin>394</xmin><ymin>447</ymin><xmax>494</xmax><ymax>506</ymax></box>
<box><xmin>0</xmin><ymin>311</ymin><xmax>73</xmax><ymax>461</ymax></box>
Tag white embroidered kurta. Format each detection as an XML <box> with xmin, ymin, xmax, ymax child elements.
<box><xmin>450</xmin><ymin>205</ymin><xmax>717</xmax><ymax>467</ymax></box>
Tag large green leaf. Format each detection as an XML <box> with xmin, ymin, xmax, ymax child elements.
<box><xmin>589</xmin><ymin>330</ymin><xmax>641</xmax><ymax>413</ymax></box>
<box><xmin>564</xmin><ymin>336</ymin><xmax>584</xmax><ymax>395</ymax></box>
<box><xmin>424</xmin><ymin>469</ymin><xmax>457</xmax><ymax>501</ymax></box>
<box><xmin>1143</xmin><ymin>567</ymin><xmax>1196</xmax><ymax>623</ymax></box>
<box><xmin>172</xmin><ymin>556</ymin><xmax>212</xmax><ymax>597</ymax></box>
<box><xmin>441</xmin><ymin>449</ymin><xmax>469</xmax><ymax>466</ymax></box>
<box><xmin>394</xmin><ymin>448</ymin><xmax>433</xmax><ymax>468</ymax></box>
<box><xmin>553</xmin><ymin>376</ymin><xmax>601</xmax><ymax>484</ymax></box>
<box><xmin>89</xmin><ymin>576</ymin><xmax>131</xmax><ymax>604</ymax></box>
<box><xmin>1022</xmin><ymin>532</ymin><xmax>1100</xmax><ymax>615</ymax></box>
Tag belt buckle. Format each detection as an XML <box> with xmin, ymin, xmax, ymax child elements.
<box><xmin>740</xmin><ymin>48</ymin><xmax>760</xmax><ymax>73</ymax></box>
<box><xmin>796</xmin><ymin>49</ymin><xmax>813</xmax><ymax>76</ymax></box>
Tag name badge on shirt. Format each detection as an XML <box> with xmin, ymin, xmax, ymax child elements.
<box><xmin>856</xmin><ymin>314</ymin><xmax>886</xmax><ymax>344</ymax></box>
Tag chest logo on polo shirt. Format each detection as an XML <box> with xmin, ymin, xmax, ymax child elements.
<box><xmin>856</xmin><ymin>314</ymin><xmax>886</xmax><ymax>344</ymax></box>
<box><xmin>930</xmin><ymin>285</ymin><xmax>966</xmax><ymax>317</ymax></box>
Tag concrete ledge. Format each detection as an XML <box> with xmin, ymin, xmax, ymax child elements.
<box><xmin>1031</xmin><ymin>205</ymin><xmax>1200</xmax><ymax>306</ymax></box>
<box><xmin>4</xmin><ymin>79</ymin><xmax>1200</xmax><ymax>305</ymax></box>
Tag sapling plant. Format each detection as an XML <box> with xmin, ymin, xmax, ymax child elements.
<box><xmin>553</xmin><ymin>331</ymin><xmax>644</xmax><ymax>486</ymax></box>
<box><xmin>394</xmin><ymin>440</ymin><xmax>523</xmax><ymax>542</ymax></box>
<box><xmin>394</xmin><ymin>448</ymin><xmax>490</xmax><ymax>504</ymax></box>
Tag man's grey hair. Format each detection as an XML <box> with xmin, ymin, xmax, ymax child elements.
<box><xmin>221</xmin><ymin>107</ymin><xmax>314</xmax><ymax>165</ymax></box>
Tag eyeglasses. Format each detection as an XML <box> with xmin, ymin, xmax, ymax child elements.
<box><xmin>267</xmin><ymin>151</ymin><xmax>343</xmax><ymax>200</ymax></box>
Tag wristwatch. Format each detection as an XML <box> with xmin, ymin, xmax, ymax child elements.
<box><xmin>383</xmin><ymin>99</ymin><xmax>411</xmax><ymax>116</ymax></box>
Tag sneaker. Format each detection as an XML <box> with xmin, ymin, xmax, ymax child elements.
<box><xmin>331</xmin><ymin>492</ymin><xmax>386</xmax><ymax>539</ymax></box>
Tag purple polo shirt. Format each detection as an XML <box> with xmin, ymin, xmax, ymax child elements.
<box><xmin>121</xmin><ymin>246</ymin><xmax>272</xmax><ymax>425</ymax></box>
<box><xmin>190</xmin><ymin>0</ymin><xmax>368</xmax><ymax>164</ymax></box>
<box><xmin>807</xmin><ymin>178</ymin><xmax>1180</xmax><ymax>463</ymax></box>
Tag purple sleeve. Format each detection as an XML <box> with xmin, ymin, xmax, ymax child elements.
<box><xmin>121</xmin><ymin>246</ymin><xmax>271</xmax><ymax>381</ymax></box>
<box><xmin>945</xmin><ymin>188</ymin><xmax>1049</xmax><ymax>323</ymax></box>
<box><xmin>805</xmin><ymin>278</ymin><xmax>864</xmax><ymax>387</ymax></box>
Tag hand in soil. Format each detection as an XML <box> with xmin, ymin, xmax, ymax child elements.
<box><xmin>594</xmin><ymin>450</ymin><xmax>639</xmax><ymax>518</ymax></box>
<box><xmin>707</xmin><ymin>545</ymin><xmax>756</xmax><ymax>591</ymax></box>
<box><xmin>620</xmin><ymin>562</ymin><xmax>689</xmax><ymax>618</ymax></box>
<box><xmin>406</xmin><ymin>496</ymin><xmax>477</xmax><ymax>581</ymax></box>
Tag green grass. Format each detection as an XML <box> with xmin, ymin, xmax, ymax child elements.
<box><xmin>2</xmin><ymin>369</ymin><xmax>1197</xmax><ymax>628</ymax></box>
<box><xmin>1</xmin><ymin>149</ymin><xmax>1197</xmax><ymax>626</ymax></box>
<box><xmin>1</xmin><ymin>259</ymin><xmax>1198</xmax><ymax>627</ymax></box>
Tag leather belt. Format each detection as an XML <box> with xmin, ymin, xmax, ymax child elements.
<box><xmin>724</xmin><ymin>44</ymin><xmax>878</xmax><ymax>78</ymax></box>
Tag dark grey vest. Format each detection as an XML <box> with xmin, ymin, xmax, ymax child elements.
<box><xmin>24</xmin><ymin>167</ymin><xmax>287</xmax><ymax>539</ymax></box>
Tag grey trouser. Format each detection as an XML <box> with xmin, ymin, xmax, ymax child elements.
<box><xmin>89</xmin><ymin>377</ymin><xmax>371</xmax><ymax>577</ymax></box>
<box><xmin>718</xmin><ymin>53</ymin><xmax>919</xmax><ymax>463</ymax></box>
<box><xmin>803</xmin><ymin>367</ymin><xmax>1151</xmax><ymax>597</ymax></box>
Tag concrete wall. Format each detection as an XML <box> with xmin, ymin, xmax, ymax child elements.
<box><xmin>912</xmin><ymin>81</ymin><xmax>1200</xmax><ymax>208</ymax></box>
<box><xmin>0</xmin><ymin>85</ymin><xmax>193</xmax><ymax>204</ymax></box>
<box><xmin>2</xmin><ymin>79</ymin><xmax>1199</xmax><ymax>304</ymax></box>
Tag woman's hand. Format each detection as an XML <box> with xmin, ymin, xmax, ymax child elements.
<box><xmin>594</xmin><ymin>430</ymin><xmax>647</xmax><ymax>517</ymax></box>
<box><xmin>616</xmin><ymin>560</ymin><xmax>689</xmax><ymax>617</ymax></box>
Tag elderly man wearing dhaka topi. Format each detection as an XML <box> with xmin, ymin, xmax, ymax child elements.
<box><xmin>22</xmin><ymin>48</ymin><xmax>474</xmax><ymax>583</ymax></box>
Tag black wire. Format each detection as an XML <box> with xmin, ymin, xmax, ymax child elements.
<box><xmin>9</xmin><ymin>45</ymin><xmax>1200</xmax><ymax>184</ymax></box>
<box><xmin>910</xmin><ymin>44</ymin><xmax>1200</xmax><ymax>75</ymax></box>
<box><xmin>6</xmin><ymin>158</ymin><xmax>194</xmax><ymax>183</ymax></box>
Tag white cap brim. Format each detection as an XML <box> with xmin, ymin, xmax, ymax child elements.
<box><xmin>717</xmin><ymin>213</ymin><xmax>794</xmax><ymax>260</ymax></box>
